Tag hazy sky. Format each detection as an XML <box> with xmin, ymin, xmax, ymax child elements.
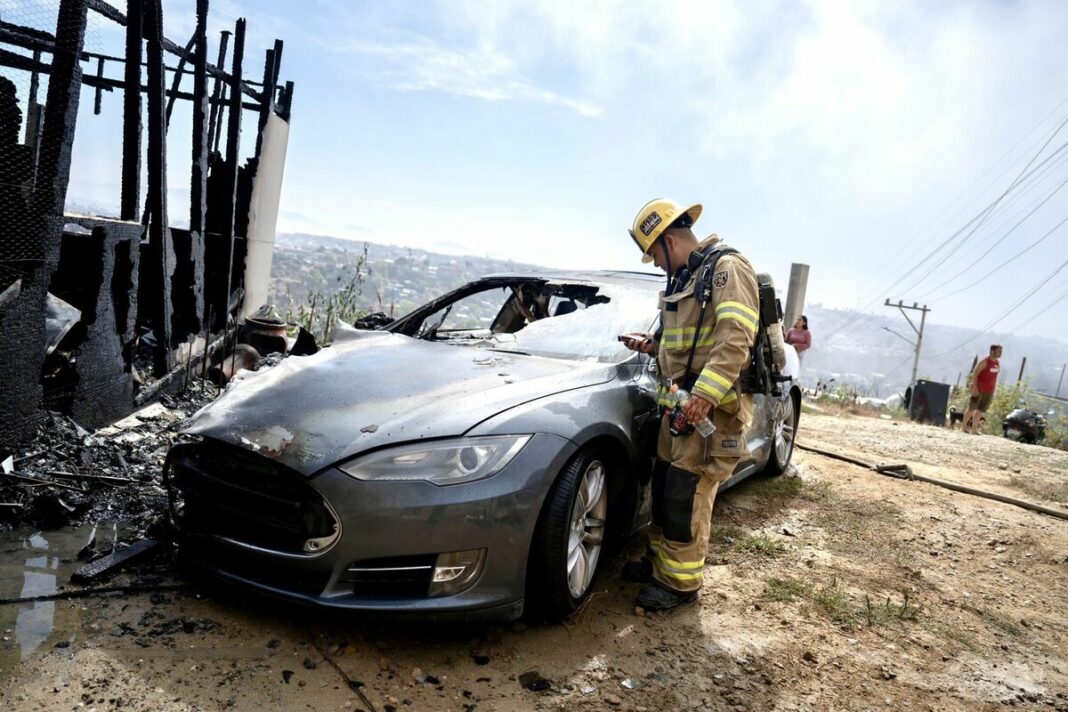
<box><xmin>49</xmin><ymin>0</ymin><xmax>1068</xmax><ymax>348</ymax></box>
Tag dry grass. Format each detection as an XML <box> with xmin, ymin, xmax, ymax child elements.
<box><xmin>764</xmin><ymin>576</ymin><xmax>923</xmax><ymax>631</ymax></box>
<box><xmin>1008</xmin><ymin>474</ymin><xmax>1068</xmax><ymax>505</ymax></box>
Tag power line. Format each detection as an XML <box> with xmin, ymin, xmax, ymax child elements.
<box><xmin>1006</xmin><ymin>279</ymin><xmax>1068</xmax><ymax>336</ymax></box>
<box><xmin>919</xmin><ymin>173</ymin><xmax>1068</xmax><ymax>300</ymax></box>
<box><xmin>879</xmin><ymin>96</ymin><xmax>1068</xmax><ymax>261</ymax></box>
<box><xmin>824</xmin><ymin>108</ymin><xmax>1068</xmax><ymax>341</ymax></box>
<box><xmin>825</xmin><ymin>143</ymin><xmax>1068</xmax><ymax>342</ymax></box>
<box><xmin>861</xmin><ymin>95</ymin><xmax>1068</xmax><ymax>283</ymax></box>
<box><xmin>892</xmin><ymin>138</ymin><xmax>1068</xmax><ymax>299</ymax></box>
<box><xmin>932</xmin><ymin>255</ymin><xmax>1068</xmax><ymax>357</ymax></box>
<box><xmin>932</xmin><ymin>213</ymin><xmax>1068</xmax><ymax>301</ymax></box>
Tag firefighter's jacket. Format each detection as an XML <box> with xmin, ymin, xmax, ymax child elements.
<box><xmin>655</xmin><ymin>235</ymin><xmax>759</xmax><ymax>459</ymax></box>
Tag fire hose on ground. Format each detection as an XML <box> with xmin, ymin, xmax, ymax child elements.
<box><xmin>794</xmin><ymin>442</ymin><xmax>1068</xmax><ymax>522</ymax></box>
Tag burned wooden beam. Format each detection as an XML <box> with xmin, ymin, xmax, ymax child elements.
<box><xmin>120</xmin><ymin>0</ymin><xmax>142</xmax><ymax>221</ymax></box>
<box><xmin>31</xmin><ymin>0</ymin><xmax>88</xmax><ymax>273</ymax></box>
<box><xmin>164</xmin><ymin>32</ymin><xmax>198</xmax><ymax>124</ymax></box>
<box><xmin>183</xmin><ymin>0</ymin><xmax>209</xmax><ymax>348</ymax></box>
<box><xmin>217</xmin><ymin>18</ymin><xmax>245</xmax><ymax>331</ymax></box>
<box><xmin>144</xmin><ymin>0</ymin><xmax>173</xmax><ymax>376</ymax></box>
<box><xmin>86</xmin><ymin>0</ymin><xmax>263</xmax><ymax>101</ymax></box>
<box><xmin>190</xmin><ymin>0</ymin><xmax>209</xmax><ymax>241</ymax></box>
<box><xmin>29</xmin><ymin>48</ymin><xmax>40</xmax><ymax>103</ymax></box>
<box><xmin>206</xmin><ymin>29</ymin><xmax>230</xmax><ymax>158</ymax></box>
<box><xmin>254</xmin><ymin>46</ymin><xmax>275</xmax><ymax>157</ymax></box>
<box><xmin>92</xmin><ymin>56</ymin><xmax>104</xmax><ymax>114</ymax></box>
<box><xmin>278</xmin><ymin>80</ymin><xmax>294</xmax><ymax>122</ymax></box>
<box><xmin>0</xmin><ymin>21</ymin><xmax>269</xmax><ymax>97</ymax></box>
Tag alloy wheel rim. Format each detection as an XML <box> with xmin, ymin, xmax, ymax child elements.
<box><xmin>566</xmin><ymin>460</ymin><xmax>607</xmax><ymax>598</ymax></box>
<box><xmin>775</xmin><ymin>397</ymin><xmax>796</xmax><ymax>465</ymax></box>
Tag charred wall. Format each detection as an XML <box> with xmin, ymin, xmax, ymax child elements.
<box><xmin>52</xmin><ymin>218</ymin><xmax>143</xmax><ymax>428</ymax></box>
<box><xmin>0</xmin><ymin>0</ymin><xmax>294</xmax><ymax>450</ymax></box>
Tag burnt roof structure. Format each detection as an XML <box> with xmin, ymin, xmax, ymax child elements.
<box><xmin>0</xmin><ymin>0</ymin><xmax>294</xmax><ymax>447</ymax></box>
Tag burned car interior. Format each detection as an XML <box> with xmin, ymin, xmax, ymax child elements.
<box><xmin>394</xmin><ymin>278</ymin><xmax>611</xmax><ymax>340</ymax></box>
<box><xmin>389</xmin><ymin>277</ymin><xmax>654</xmax><ymax>364</ymax></box>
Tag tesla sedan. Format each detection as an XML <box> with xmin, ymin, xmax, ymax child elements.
<box><xmin>166</xmin><ymin>271</ymin><xmax>801</xmax><ymax>620</ymax></box>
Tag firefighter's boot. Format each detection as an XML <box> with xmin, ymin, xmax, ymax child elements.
<box><xmin>637</xmin><ymin>583</ymin><xmax>699</xmax><ymax>611</ymax></box>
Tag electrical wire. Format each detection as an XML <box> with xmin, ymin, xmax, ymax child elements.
<box><xmin>918</xmin><ymin>164</ymin><xmax>1068</xmax><ymax>300</ymax></box>
<box><xmin>932</xmin><ymin>213</ymin><xmax>1068</xmax><ymax>301</ymax></box>
<box><xmin>931</xmin><ymin>255</ymin><xmax>1068</xmax><ymax>357</ymax></box>
<box><xmin>842</xmin><ymin>96</ymin><xmax>1068</xmax><ymax>309</ymax></box>
<box><xmin>883</xmin><ymin>137</ymin><xmax>1068</xmax><ymax>303</ymax></box>
<box><xmin>1005</xmin><ymin>279</ymin><xmax>1068</xmax><ymax>336</ymax></box>
<box><xmin>825</xmin><ymin>152</ymin><xmax>1068</xmax><ymax>344</ymax></box>
<box><xmin>823</xmin><ymin>113</ymin><xmax>1068</xmax><ymax>341</ymax></box>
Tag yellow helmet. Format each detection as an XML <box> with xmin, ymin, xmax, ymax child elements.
<box><xmin>628</xmin><ymin>198</ymin><xmax>702</xmax><ymax>263</ymax></box>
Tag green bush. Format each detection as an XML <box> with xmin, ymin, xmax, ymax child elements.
<box><xmin>284</xmin><ymin>244</ymin><xmax>374</xmax><ymax>344</ymax></box>
<box><xmin>980</xmin><ymin>381</ymin><xmax>1029</xmax><ymax>436</ymax></box>
<box><xmin>951</xmin><ymin>378</ymin><xmax>1068</xmax><ymax>452</ymax></box>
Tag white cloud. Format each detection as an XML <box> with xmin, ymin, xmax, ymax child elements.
<box><xmin>330</xmin><ymin>37</ymin><xmax>602</xmax><ymax>117</ymax></box>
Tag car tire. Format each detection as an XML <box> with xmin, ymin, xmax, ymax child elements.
<box><xmin>762</xmin><ymin>390</ymin><xmax>799</xmax><ymax>477</ymax></box>
<box><xmin>526</xmin><ymin>447</ymin><xmax>609</xmax><ymax>620</ymax></box>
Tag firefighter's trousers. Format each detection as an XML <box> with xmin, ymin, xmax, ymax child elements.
<box><xmin>638</xmin><ymin>414</ymin><xmax>740</xmax><ymax>594</ymax></box>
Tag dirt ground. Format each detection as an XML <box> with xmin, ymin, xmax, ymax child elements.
<box><xmin>2</xmin><ymin>410</ymin><xmax>1067</xmax><ymax>711</ymax></box>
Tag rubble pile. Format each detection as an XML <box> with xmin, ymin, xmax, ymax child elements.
<box><xmin>1</xmin><ymin>305</ymin><xmax>322</xmax><ymax>534</ymax></box>
<box><xmin>0</xmin><ymin>380</ymin><xmax>217</xmax><ymax>533</ymax></box>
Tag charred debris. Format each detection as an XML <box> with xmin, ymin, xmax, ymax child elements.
<box><xmin>0</xmin><ymin>0</ymin><xmax>322</xmax><ymax>544</ymax></box>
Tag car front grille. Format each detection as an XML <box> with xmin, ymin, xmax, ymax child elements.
<box><xmin>183</xmin><ymin>538</ymin><xmax>332</xmax><ymax>596</ymax></box>
<box><xmin>168</xmin><ymin>439</ymin><xmax>339</xmax><ymax>557</ymax></box>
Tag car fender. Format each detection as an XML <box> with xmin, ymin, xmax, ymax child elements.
<box><xmin>466</xmin><ymin>380</ymin><xmax>646</xmax><ymax>466</ymax></box>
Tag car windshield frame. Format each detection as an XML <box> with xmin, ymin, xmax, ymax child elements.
<box><xmin>387</xmin><ymin>275</ymin><xmax>662</xmax><ymax>364</ymax></box>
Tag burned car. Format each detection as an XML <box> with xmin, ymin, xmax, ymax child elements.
<box><xmin>166</xmin><ymin>271</ymin><xmax>801</xmax><ymax>620</ymax></box>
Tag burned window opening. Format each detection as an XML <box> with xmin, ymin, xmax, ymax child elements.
<box><xmin>168</xmin><ymin>228</ymin><xmax>205</xmax><ymax>349</ymax></box>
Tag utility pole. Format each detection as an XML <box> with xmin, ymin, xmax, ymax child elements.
<box><xmin>883</xmin><ymin>299</ymin><xmax>930</xmax><ymax>386</ymax></box>
<box><xmin>1017</xmin><ymin>357</ymin><xmax>1027</xmax><ymax>383</ymax></box>
<box><xmin>783</xmin><ymin>263</ymin><xmax>810</xmax><ymax>331</ymax></box>
<box><xmin>1057</xmin><ymin>363</ymin><xmax>1065</xmax><ymax>397</ymax></box>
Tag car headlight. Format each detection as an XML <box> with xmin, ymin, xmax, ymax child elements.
<box><xmin>338</xmin><ymin>435</ymin><xmax>531</xmax><ymax>486</ymax></box>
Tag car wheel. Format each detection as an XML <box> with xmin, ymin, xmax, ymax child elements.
<box><xmin>527</xmin><ymin>448</ymin><xmax>608</xmax><ymax>619</ymax></box>
<box><xmin>763</xmin><ymin>392</ymin><xmax>798</xmax><ymax>476</ymax></box>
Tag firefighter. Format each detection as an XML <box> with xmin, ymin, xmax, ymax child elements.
<box><xmin>620</xmin><ymin>198</ymin><xmax>760</xmax><ymax>611</ymax></box>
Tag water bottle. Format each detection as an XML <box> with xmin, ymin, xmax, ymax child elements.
<box><xmin>668</xmin><ymin>386</ymin><xmax>716</xmax><ymax>438</ymax></box>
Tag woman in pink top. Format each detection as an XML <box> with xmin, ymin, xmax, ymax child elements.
<box><xmin>785</xmin><ymin>316</ymin><xmax>811</xmax><ymax>363</ymax></box>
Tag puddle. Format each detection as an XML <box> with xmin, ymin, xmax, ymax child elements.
<box><xmin>0</xmin><ymin>522</ymin><xmax>126</xmax><ymax>671</ymax></box>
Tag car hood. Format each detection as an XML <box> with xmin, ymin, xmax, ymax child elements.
<box><xmin>183</xmin><ymin>333</ymin><xmax>615</xmax><ymax>475</ymax></box>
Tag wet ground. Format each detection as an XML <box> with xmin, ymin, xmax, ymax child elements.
<box><xmin>2</xmin><ymin>412</ymin><xmax>1068</xmax><ymax>711</ymax></box>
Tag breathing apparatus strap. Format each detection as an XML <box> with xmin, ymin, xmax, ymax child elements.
<box><xmin>680</xmin><ymin>245</ymin><xmax>737</xmax><ymax>392</ymax></box>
